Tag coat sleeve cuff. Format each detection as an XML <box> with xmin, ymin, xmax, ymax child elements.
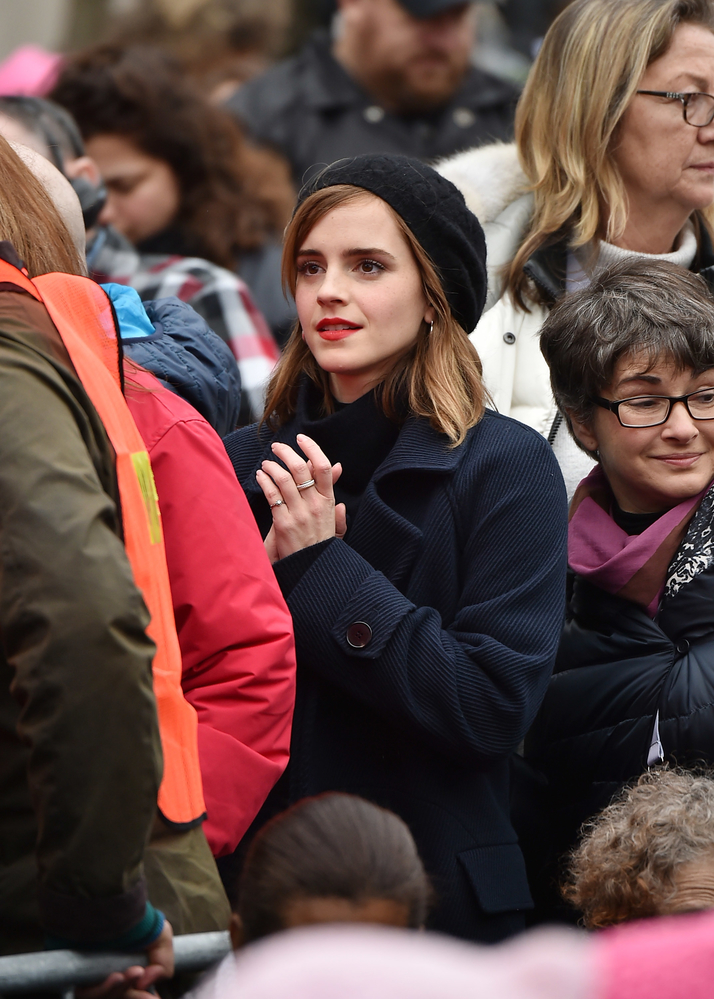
<box><xmin>273</xmin><ymin>538</ymin><xmax>334</xmax><ymax>597</ymax></box>
<box><xmin>40</xmin><ymin>877</ymin><xmax>150</xmax><ymax>947</ymax></box>
<box><xmin>45</xmin><ymin>902</ymin><xmax>165</xmax><ymax>952</ymax></box>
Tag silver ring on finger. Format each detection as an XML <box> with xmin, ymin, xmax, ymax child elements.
<box><xmin>270</xmin><ymin>498</ymin><xmax>285</xmax><ymax>508</ymax></box>
<box><xmin>296</xmin><ymin>478</ymin><xmax>316</xmax><ymax>491</ymax></box>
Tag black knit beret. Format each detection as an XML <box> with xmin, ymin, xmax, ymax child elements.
<box><xmin>296</xmin><ymin>154</ymin><xmax>487</xmax><ymax>333</ymax></box>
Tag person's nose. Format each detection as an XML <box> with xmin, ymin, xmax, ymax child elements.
<box><xmin>316</xmin><ymin>265</ymin><xmax>349</xmax><ymax>306</ymax></box>
<box><xmin>97</xmin><ymin>193</ymin><xmax>117</xmax><ymax>228</ymax></box>
<box><xmin>697</xmin><ymin>114</ymin><xmax>714</xmax><ymax>143</ymax></box>
<box><xmin>661</xmin><ymin>400</ymin><xmax>700</xmax><ymax>441</ymax></box>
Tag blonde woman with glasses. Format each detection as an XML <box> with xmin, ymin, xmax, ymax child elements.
<box><xmin>438</xmin><ymin>0</ymin><xmax>714</xmax><ymax>498</ymax></box>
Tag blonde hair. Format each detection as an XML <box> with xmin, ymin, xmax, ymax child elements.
<box><xmin>263</xmin><ymin>185</ymin><xmax>486</xmax><ymax>446</ymax></box>
<box><xmin>509</xmin><ymin>0</ymin><xmax>714</xmax><ymax>310</ymax></box>
<box><xmin>0</xmin><ymin>134</ymin><xmax>86</xmax><ymax>278</ymax></box>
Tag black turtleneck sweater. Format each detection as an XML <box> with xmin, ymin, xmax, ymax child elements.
<box><xmin>272</xmin><ymin>378</ymin><xmax>402</xmax><ymax>595</ymax></box>
<box><xmin>296</xmin><ymin>379</ymin><xmax>401</xmax><ymax>533</ymax></box>
<box><xmin>612</xmin><ymin>501</ymin><xmax>664</xmax><ymax>536</ymax></box>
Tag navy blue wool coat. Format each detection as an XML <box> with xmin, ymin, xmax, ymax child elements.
<box><xmin>224</xmin><ymin>407</ymin><xmax>567</xmax><ymax>941</ymax></box>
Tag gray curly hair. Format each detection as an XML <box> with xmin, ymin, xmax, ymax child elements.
<box><xmin>563</xmin><ymin>768</ymin><xmax>714</xmax><ymax>928</ymax></box>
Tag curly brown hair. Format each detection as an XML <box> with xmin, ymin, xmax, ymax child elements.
<box><xmin>563</xmin><ymin>769</ymin><xmax>714</xmax><ymax>928</ymax></box>
<box><xmin>50</xmin><ymin>44</ymin><xmax>294</xmax><ymax>268</ymax></box>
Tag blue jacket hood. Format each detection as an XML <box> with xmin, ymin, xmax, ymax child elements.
<box><xmin>103</xmin><ymin>283</ymin><xmax>242</xmax><ymax>437</ymax></box>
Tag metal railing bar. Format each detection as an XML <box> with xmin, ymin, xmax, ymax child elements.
<box><xmin>0</xmin><ymin>931</ymin><xmax>231</xmax><ymax>994</ymax></box>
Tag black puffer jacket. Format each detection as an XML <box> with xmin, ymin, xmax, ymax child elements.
<box><xmin>524</xmin><ymin>487</ymin><xmax>714</xmax><ymax>873</ymax></box>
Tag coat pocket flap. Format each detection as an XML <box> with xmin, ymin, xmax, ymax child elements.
<box><xmin>457</xmin><ymin>844</ymin><xmax>533</xmax><ymax>914</ymax></box>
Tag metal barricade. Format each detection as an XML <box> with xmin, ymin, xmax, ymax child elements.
<box><xmin>0</xmin><ymin>931</ymin><xmax>231</xmax><ymax>996</ymax></box>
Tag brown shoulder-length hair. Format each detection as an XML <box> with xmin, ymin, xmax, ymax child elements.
<box><xmin>263</xmin><ymin>185</ymin><xmax>486</xmax><ymax>447</ymax></box>
<box><xmin>50</xmin><ymin>44</ymin><xmax>294</xmax><ymax>269</ymax></box>
<box><xmin>509</xmin><ymin>0</ymin><xmax>714</xmax><ymax>311</ymax></box>
<box><xmin>0</xmin><ymin>135</ymin><xmax>86</xmax><ymax>277</ymax></box>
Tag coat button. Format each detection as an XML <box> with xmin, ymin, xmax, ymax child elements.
<box><xmin>346</xmin><ymin>622</ymin><xmax>372</xmax><ymax>648</ymax></box>
<box><xmin>503</xmin><ymin>331</ymin><xmax>516</xmax><ymax>344</ymax></box>
<box><xmin>363</xmin><ymin>105</ymin><xmax>385</xmax><ymax>123</ymax></box>
<box><xmin>676</xmin><ymin>638</ymin><xmax>690</xmax><ymax>654</ymax></box>
<box><xmin>453</xmin><ymin>107</ymin><xmax>476</xmax><ymax>128</ymax></box>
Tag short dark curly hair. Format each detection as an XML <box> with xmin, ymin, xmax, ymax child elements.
<box><xmin>540</xmin><ymin>259</ymin><xmax>714</xmax><ymax>457</ymax></box>
<box><xmin>562</xmin><ymin>768</ymin><xmax>714</xmax><ymax>928</ymax></box>
<box><xmin>50</xmin><ymin>44</ymin><xmax>293</xmax><ymax>267</ymax></box>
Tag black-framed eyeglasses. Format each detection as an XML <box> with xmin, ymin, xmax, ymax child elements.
<box><xmin>636</xmin><ymin>90</ymin><xmax>714</xmax><ymax>127</ymax></box>
<box><xmin>593</xmin><ymin>389</ymin><xmax>714</xmax><ymax>427</ymax></box>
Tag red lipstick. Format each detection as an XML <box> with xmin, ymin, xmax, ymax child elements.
<box><xmin>316</xmin><ymin>317</ymin><xmax>362</xmax><ymax>341</ymax></box>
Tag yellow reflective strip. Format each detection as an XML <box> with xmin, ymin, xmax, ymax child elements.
<box><xmin>131</xmin><ymin>451</ymin><xmax>162</xmax><ymax>545</ymax></box>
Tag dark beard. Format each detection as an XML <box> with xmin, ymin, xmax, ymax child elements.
<box><xmin>355</xmin><ymin>55</ymin><xmax>468</xmax><ymax>114</ymax></box>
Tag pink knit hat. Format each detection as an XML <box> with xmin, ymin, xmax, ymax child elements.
<box><xmin>194</xmin><ymin>924</ymin><xmax>593</xmax><ymax>999</ymax></box>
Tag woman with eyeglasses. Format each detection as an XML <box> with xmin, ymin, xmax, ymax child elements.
<box><xmin>523</xmin><ymin>258</ymin><xmax>714</xmax><ymax>923</ymax></box>
<box><xmin>437</xmin><ymin>0</ymin><xmax>714</xmax><ymax>499</ymax></box>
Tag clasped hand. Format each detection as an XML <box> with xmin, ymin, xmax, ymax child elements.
<box><xmin>256</xmin><ymin>434</ymin><xmax>347</xmax><ymax>563</ymax></box>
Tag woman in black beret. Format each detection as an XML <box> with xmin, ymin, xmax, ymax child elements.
<box><xmin>223</xmin><ymin>154</ymin><xmax>567</xmax><ymax>942</ymax></box>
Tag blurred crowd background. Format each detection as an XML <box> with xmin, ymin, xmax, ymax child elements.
<box><xmin>1</xmin><ymin>0</ymin><xmax>569</xmax><ymax>95</ymax></box>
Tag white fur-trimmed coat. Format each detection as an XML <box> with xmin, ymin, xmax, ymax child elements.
<box><xmin>436</xmin><ymin>144</ymin><xmax>595</xmax><ymax>496</ymax></box>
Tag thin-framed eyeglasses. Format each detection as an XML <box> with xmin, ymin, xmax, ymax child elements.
<box><xmin>592</xmin><ymin>388</ymin><xmax>714</xmax><ymax>427</ymax></box>
<box><xmin>636</xmin><ymin>90</ymin><xmax>714</xmax><ymax>127</ymax></box>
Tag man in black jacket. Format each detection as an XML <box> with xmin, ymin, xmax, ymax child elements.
<box><xmin>226</xmin><ymin>0</ymin><xmax>517</xmax><ymax>185</ymax></box>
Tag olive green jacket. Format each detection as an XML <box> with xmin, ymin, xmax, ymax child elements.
<box><xmin>0</xmin><ymin>285</ymin><xmax>163</xmax><ymax>954</ymax></box>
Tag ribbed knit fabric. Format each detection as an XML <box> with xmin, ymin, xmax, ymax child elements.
<box><xmin>225</xmin><ymin>408</ymin><xmax>568</xmax><ymax>939</ymax></box>
<box><xmin>566</xmin><ymin>221</ymin><xmax>698</xmax><ymax>292</ymax></box>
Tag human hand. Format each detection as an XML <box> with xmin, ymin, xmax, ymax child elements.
<box><xmin>77</xmin><ymin>921</ymin><xmax>174</xmax><ymax>999</ymax></box>
<box><xmin>258</xmin><ymin>435</ymin><xmax>345</xmax><ymax>561</ymax></box>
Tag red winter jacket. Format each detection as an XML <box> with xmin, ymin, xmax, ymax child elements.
<box><xmin>126</xmin><ymin>366</ymin><xmax>295</xmax><ymax>855</ymax></box>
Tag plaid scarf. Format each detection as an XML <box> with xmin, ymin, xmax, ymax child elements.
<box><xmin>568</xmin><ymin>466</ymin><xmax>709</xmax><ymax>617</ymax></box>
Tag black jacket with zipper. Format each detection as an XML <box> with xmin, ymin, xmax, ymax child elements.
<box><xmin>523</xmin><ymin>489</ymin><xmax>714</xmax><ymax>912</ymax></box>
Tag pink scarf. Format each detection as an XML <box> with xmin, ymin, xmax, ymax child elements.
<box><xmin>568</xmin><ymin>466</ymin><xmax>708</xmax><ymax>616</ymax></box>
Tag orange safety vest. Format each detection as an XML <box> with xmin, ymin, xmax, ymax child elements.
<box><xmin>1</xmin><ymin>259</ymin><xmax>206</xmax><ymax>827</ymax></box>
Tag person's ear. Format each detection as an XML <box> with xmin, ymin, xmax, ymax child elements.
<box><xmin>567</xmin><ymin>409</ymin><xmax>599</xmax><ymax>454</ymax></box>
<box><xmin>63</xmin><ymin>155</ymin><xmax>102</xmax><ymax>188</ymax></box>
<box><xmin>424</xmin><ymin>303</ymin><xmax>436</xmax><ymax>326</ymax></box>
<box><xmin>229</xmin><ymin>912</ymin><xmax>244</xmax><ymax>950</ymax></box>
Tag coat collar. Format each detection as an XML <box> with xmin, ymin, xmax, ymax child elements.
<box><xmin>522</xmin><ymin>233</ymin><xmax>568</xmax><ymax>305</ymax></box>
<box><xmin>300</xmin><ymin>31</ymin><xmax>517</xmax><ymax>116</ymax></box>
<box><xmin>523</xmin><ymin>211</ymin><xmax>714</xmax><ymax>305</ymax></box>
<box><xmin>349</xmin><ymin>417</ymin><xmax>464</xmax><ymax>586</ymax></box>
<box><xmin>695</xmin><ymin>218</ymin><xmax>714</xmax><ymax>289</ymax></box>
<box><xmin>241</xmin><ymin>396</ymin><xmax>468</xmax><ymax>588</ymax></box>
<box><xmin>371</xmin><ymin>414</ymin><xmax>462</xmax><ymax>478</ymax></box>
<box><xmin>240</xmin><ymin>405</ymin><xmax>462</xmax><ymax>501</ymax></box>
